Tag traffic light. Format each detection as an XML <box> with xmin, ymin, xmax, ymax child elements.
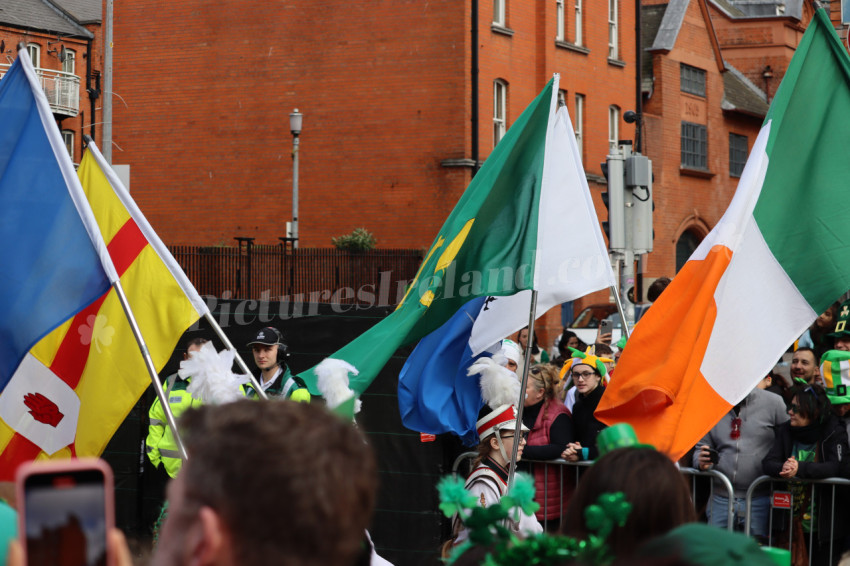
<box><xmin>625</xmin><ymin>154</ymin><xmax>653</xmax><ymax>254</ymax></box>
<box><xmin>601</xmin><ymin>148</ymin><xmax>625</xmax><ymax>252</ymax></box>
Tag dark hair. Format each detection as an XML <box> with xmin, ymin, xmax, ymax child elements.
<box><xmin>186</xmin><ymin>337</ymin><xmax>209</xmax><ymax>349</ymax></box>
<box><xmin>788</xmin><ymin>383</ymin><xmax>830</xmax><ymax>424</ymax></box>
<box><xmin>178</xmin><ymin>401</ymin><xmax>377</xmax><ymax>566</ymax></box>
<box><xmin>562</xmin><ymin>448</ymin><xmax>695</xmax><ymax>559</ymax></box>
<box><xmin>594</xmin><ymin>343</ymin><xmax>614</xmax><ymax>358</ymax></box>
<box><xmin>559</xmin><ymin>331</ymin><xmax>587</xmax><ymax>354</ymax></box>
<box><xmin>647</xmin><ymin>277</ymin><xmax>672</xmax><ymax>302</ymax></box>
<box><xmin>794</xmin><ymin>346</ymin><xmax>816</xmax><ymax>360</ymax></box>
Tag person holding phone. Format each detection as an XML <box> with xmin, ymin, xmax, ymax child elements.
<box><xmin>693</xmin><ymin>383</ymin><xmax>787</xmax><ymax>541</ymax></box>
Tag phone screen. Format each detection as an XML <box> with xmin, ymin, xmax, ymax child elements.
<box><xmin>23</xmin><ymin>469</ymin><xmax>108</xmax><ymax>566</ymax></box>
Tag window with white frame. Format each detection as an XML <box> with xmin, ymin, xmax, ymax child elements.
<box><xmin>62</xmin><ymin>130</ymin><xmax>74</xmax><ymax>161</ymax></box>
<box><xmin>63</xmin><ymin>49</ymin><xmax>76</xmax><ymax>75</ymax></box>
<box><xmin>575</xmin><ymin>0</ymin><xmax>583</xmax><ymax>46</ymax></box>
<box><xmin>556</xmin><ymin>0</ymin><xmax>565</xmax><ymax>41</ymax></box>
<box><xmin>608</xmin><ymin>105</ymin><xmax>620</xmax><ymax>150</ymax></box>
<box><xmin>608</xmin><ymin>0</ymin><xmax>618</xmax><ymax>59</ymax></box>
<box><xmin>493</xmin><ymin>0</ymin><xmax>506</xmax><ymax>27</ymax></box>
<box><xmin>494</xmin><ymin>79</ymin><xmax>507</xmax><ymax>147</ymax></box>
<box><xmin>27</xmin><ymin>43</ymin><xmax>40</xmax><ymax>68</ymax></box>
<box><xmin>575</xmin><ymin>93</ymin><xmax>585</xmax><ymax>161</ymax></box>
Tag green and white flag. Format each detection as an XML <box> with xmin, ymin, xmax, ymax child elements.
<box><xmin>299</xmin><ymin>75</ymin><xmax>615</xmax><ymax>395</ymax></box>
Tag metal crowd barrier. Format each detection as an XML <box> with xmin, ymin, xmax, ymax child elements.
<box><xmin>450</xmin><ymin>453</ymin><xmax>735</xmax><ymax>532</ymax></box>
<box><xmin>745</xmin><ymin>475</ymin><xmax>850</xmax><ymax>566</ymax></box>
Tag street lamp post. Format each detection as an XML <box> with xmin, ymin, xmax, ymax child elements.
<box><xmin>289</xmin><ymin>109</ymin><xmax>302</xmax><ymax>248</ymax></box>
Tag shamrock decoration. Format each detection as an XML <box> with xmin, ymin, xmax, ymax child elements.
<box><xmin>438</xmin><ymin>471</ymin><xmax>630</xmax><ymax>566</ymax></box>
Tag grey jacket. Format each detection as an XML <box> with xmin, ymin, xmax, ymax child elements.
<box><xmin>692</xmin><ymin>387</ymin><xmax>788</xmax><ymax>497</ymax></box>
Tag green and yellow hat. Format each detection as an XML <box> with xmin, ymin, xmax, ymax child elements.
<box><xmin>819</xmin><ymin>350</ymin><xmax>850</xmax><ymax>405</ymax></box>
<box><xmin>828</xmin><ymin>300</ymin><xmax>850</xmax><ymax>339</ymax></box>
<box><xmin>559</xmin><ymin>346</ymin><xmax>614</xmax><ymax>383</ymax></box>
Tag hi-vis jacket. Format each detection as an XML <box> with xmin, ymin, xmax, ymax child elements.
<box><xmin>145</xmin><ymin>374</ymin><xmax>202</xmax><ymax>478</ymax></box>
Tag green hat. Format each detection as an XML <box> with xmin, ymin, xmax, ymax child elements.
<box><xmin>820</xmin><ymin>350</ymin><xmax>850</xmax><ymax>404</ymax></box>
<box><xmin>828</xmin><ymin>300</ymin><xmax>850</xmax><ymax>339</ymax></box>
<box><xmin>596</xmin><ymin>423</ymin><xmax>655</xmax><ymax>457</ymax></box>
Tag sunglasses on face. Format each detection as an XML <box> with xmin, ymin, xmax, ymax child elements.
<box><xmin>789</xmin><ymin>403</ymin><xmax>801</xmax><ymax>414</ymax></box>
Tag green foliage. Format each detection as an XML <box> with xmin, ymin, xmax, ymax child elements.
<box><xmin>331</xmin><ymin>227</ymin><xmax>376</xmax><ymax>252</ymax></box>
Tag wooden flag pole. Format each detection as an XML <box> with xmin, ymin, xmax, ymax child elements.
<box><xmin>112</xmin><ymin>280</ymin><xmax>188</xmax><ymax>461</ymax></box>
<box><xmin>203</xmin><ymin>312</ymin><xmax>269</xmax><ymax>400</ymax></box>
<box><xmin>507</xmin><ymin>290</ymin><xmax>538</xmax><ymax>491</ymax></box>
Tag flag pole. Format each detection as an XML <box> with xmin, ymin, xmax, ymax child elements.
<box><xmin>203</xmin><ymin>312</ymin><xmax>269</xmax><ymax>400</ymax></box>
<box><xmin>611</xmin><ymin>283</ymin><xmax>631</xmax><ymax>339</ymax></box>
<box><xmin>507</xmin><ymin>289</ymin><xmax>538</xmax><ymax>490</ymax></box>
<box><xmin>112</xmin><ymin>280</ymin><xmax>189</xmax><ymax>461</ymax></box>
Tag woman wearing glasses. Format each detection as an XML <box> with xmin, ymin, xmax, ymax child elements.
<box><xmin>559</xmin><ymin>348</ymin><xmax>613</xmax><ymax>463</ymax></box>
<box><xmin>521</xmin><ymin>364</ymin><xmax>573</xmax><ymax>530</ymax></box>
<box><xmin>763</xmin><ymin>383</ymin><xmax>849</xmax><ymax>566</ymax></box>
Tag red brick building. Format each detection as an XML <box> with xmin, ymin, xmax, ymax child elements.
<box><xmin>109</xmin><ymin>0</ymin><xmax>640</xmax><ymax>340</ymax></box>
<box><xmin>637</xmin><ymin>0</ymin><xmax>815</xmax><ymax>281</ymax></box>
<box><xmin>0</xmin><ymin>0</ymin><xmax>103</xmax><ymax>164</ymax></box>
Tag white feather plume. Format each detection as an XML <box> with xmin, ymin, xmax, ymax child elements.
<box><xmin>467</xmin><ymin>354</ymin><xmax>520</xmax><ymax>409</ymax></box>
<box><xmin>179</xmin><ymin>342</ymin><xmax>250</xmax><ymax>405</ymax></box>
<box><xmin>315</xmin><ymin>358</ymin><xmax>362</xmax><ymax>413</ymax></box>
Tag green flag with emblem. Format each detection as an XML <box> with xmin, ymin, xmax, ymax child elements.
<box><xmin>298</xmin><ymin>75</ymin><xmax>615</xmax><ymax>395</ymax></box>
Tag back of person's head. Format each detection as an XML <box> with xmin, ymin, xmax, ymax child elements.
<box><xmin>646</xmin><ymin>277</ymin><xmax>672</xmax><ymax>302</ymax></box>
<box><xmin>594</xmin><ymin>343</ymin><xmax>614</xmax><ymax>358</ymax></box>
<box><xmin>185</xmin><ymin>336</ymin><xmax>210</xmax><ymax>349</ymax></box>
<box><xmin>562</xmin><ymin>447</ymin><xmax>695</xmax><ymax>559</ymax></box>
<box><xmin>177</xmin><ymin>400</ymin><xmax>377</xmax><ymax>566</ymax></box>
<box><xmin>529</xmin><ymin>364</ymin><xmax>559</xmax><ymax>401</ymax></box>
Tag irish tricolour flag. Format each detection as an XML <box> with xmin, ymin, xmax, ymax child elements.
<box><xmin>596</xmin><ymin>9</ymin><xmax>850</xmax><ymax>460</ymax></box>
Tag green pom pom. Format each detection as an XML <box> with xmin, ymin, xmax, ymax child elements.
<box><xmin>502</xmin><ymin>472</ymin><xmax>540</xmax><ymax>516</ymax></box>
<box><xmin>436</xmin><ymin>476</ymin><xmax>478</xmax><ymax>518</ymax></box>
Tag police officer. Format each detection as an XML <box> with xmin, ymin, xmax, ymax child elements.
<box><xmin>246</xmin><ymin>327</ymin><xmax>310</xmax><ymax>402</ymax></box>
<box><xmin>146</xmin><ymin>337</ymin><xmax>207</xmax><ymax>478</ymax></box>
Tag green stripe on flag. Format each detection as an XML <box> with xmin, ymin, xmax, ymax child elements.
<box><xmin>753</xmin><ymin>10</ymin><xmax>850</xmax><ymax>313</ymax></box>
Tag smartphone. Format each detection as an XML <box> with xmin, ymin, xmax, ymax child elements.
<box><xmin>704</xmin><ymin>447</ymin><xmax>720</xmax><ymax>465</ymax></box>
<box><xmin>599</xmin><ymin>319</ymin><xmax>613</xmax><ymax>336</ymax></box>
<box><xmin>16</xmin><ymin>459</ymin><xmax>114</xmax><ymax>566</ymax></box>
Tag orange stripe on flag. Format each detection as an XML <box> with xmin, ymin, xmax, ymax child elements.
<box><xmin>595</xmin><ymin>245</ymin><xmax>735</xmax><ymax>461</ymax></box>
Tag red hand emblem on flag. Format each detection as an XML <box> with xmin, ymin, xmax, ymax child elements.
<box><xmin>23</xmin><ymin>392</ymin><xmax>64</xmax><ymax>427</ymax></box>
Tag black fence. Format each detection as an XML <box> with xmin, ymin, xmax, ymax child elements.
<box><xmin>168</xmin><ymin>243</ymin><xmax>423</xmax><ymax>303</ymax></box>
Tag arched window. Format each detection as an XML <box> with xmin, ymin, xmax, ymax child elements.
<box><xmin>675</xmin><ymin>229</ymin><xmax>702</xmax><ymax>272</ymax></box>
<box><xmin>27</xmin><ymin>43</ymin><xmax>41</xmax><ymax>68</ymax></box>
